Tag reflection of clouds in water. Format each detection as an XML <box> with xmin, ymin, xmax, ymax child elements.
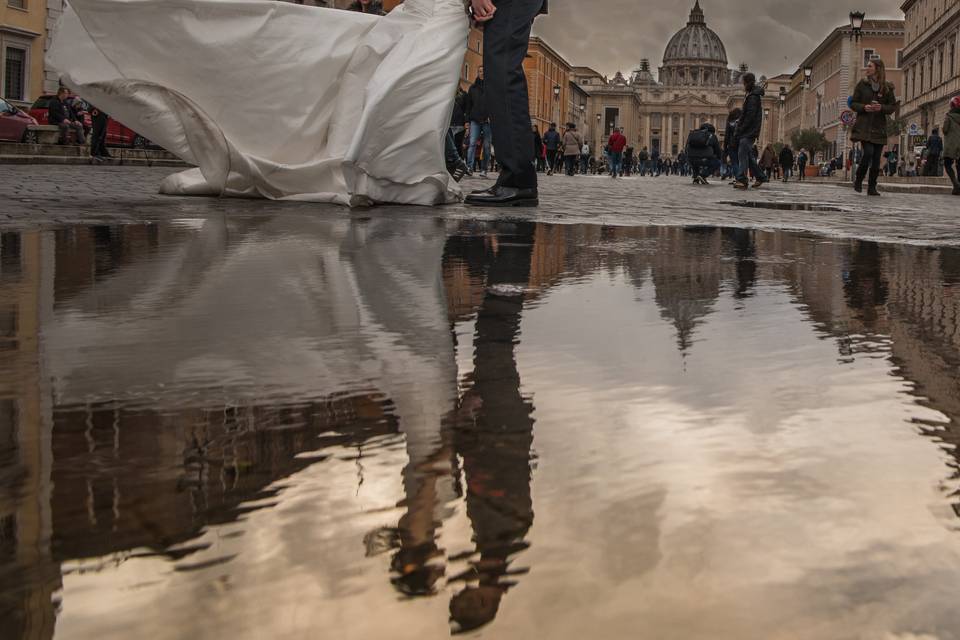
<box><xmin>16</xmin><ymin>223</ymin><xmax>960</xmax><ymax>640</ymax></box>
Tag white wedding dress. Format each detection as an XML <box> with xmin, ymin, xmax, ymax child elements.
<box><xmin>48</xmin><ymin>0</ymin><xmax>470</xmax><ymax>207</ymax></box>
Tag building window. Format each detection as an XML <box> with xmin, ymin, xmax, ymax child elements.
<box><xmin>939</xmin><ymin>45</ymin><xmax>945</xmax><ymax>83</ymax></box>
<box><xmin>7</xmin><ymin>0</ymin><xmax>27</xmax><ymax>9</ymax></box>
<box><xmin>895</xmin><ymin>49</ymin><xmax>903</xmax><ymax>69</ymax></box>
<box><xmin>2</xmin><ymin>47</ymin><xmax>26</xmax><ymax>102</ymax></box>
<box><xmin>862</xmin><ymin>48</ymin><xmax>875</xmax><ymax>68</ymax></box>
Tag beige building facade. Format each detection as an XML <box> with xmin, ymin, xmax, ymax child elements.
<box><xmin>1</xmin><ymin>0</ymin><xmax>47</xmax><ymax>107</ymax></box>
<box><xmin>794</xmin><ymin>19</ymin><xmax>905</xmax><ymax>162</ymax></box>
<box><xmin>575</xmin><ymin>2</ymin><xmax>752</xmax><ymax>158</ymax></box>
<box><xmin>899</xmin><ymin>0</ymin><xmax>959</xmax><ymax>150</ymax></box>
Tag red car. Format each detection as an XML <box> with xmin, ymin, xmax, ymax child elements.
<box><xmin>0</xmin><ymin>97</ymin><xmax>40</xmax><ymax>143</ymax></box>
<box><xmin>29</xmin><ymin>94</ymin><xmax>152</xmax><ymax>148</ymax></box>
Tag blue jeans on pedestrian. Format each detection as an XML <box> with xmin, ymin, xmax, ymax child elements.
<box><xmin>467</xmin><ymin>121</ymin><xmax>493</xmax><ymax>173</ymax></box>
<box><xmin>736</xmin><ymin>137</ymin><xmax>766</xmax><ymax>184</ymax></box>
<box><xmin>609</xmin><ymin>151</ymin><xmax>623</xmax><ymax>176</ymax></box>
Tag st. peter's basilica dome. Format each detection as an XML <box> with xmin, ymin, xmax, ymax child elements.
<box><xmin>659</xmin><ymin>2</ymin><xmax>735</xmax><ymax>87</ymax></box>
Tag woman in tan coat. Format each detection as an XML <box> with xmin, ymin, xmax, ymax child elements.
<box><xmin>562</xmin><ymin>124</ymin><xmax>584</xmax><ymax>177</ymax></box>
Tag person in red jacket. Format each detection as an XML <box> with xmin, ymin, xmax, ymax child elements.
<box><xmin>607</xmin><ymin>128</ymin><xmax>627</xmax><ymax>179</ymax></box>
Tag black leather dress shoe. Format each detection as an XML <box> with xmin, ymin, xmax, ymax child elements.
<box><xmin>464</xmin><ymin>185</ymin><xmax>538</xmax><ymax>207</ymax></box>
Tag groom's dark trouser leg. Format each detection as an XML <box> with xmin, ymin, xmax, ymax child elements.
<box><xmin>484</xmin><ymin>0</ymin><xmax>543</xmax><ymax>190</ymax></box>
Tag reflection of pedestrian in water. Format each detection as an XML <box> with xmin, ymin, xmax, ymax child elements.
<box><xmin>723</xmin><ymin>228</ymin><xmax>757</xmax><ymax>299</ymax></box>
<box><xmin>843</xmin><ymin>241</ymin><xmax>889</xmax><ymax>323</ymax></box>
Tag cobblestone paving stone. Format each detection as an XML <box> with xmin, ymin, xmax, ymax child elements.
<box><xmin>1</xmin><ymin>166</ymin><xmax>957</xmax><ymax>245</ymax></box>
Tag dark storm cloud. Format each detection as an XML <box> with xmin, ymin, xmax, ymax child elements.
<box><xmin>532</xmin><ymin>0</ymin><xmax>903</xmax><ymax>79</ymax></box>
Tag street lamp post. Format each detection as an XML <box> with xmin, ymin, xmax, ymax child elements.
<box><xmin>553</xmin><ymin>85</ymin><xmax>561</xmax><ymax>128</ymax></box>
<box><xmin>847</xmin><ymin>12</ymin><xmax>866</xmax><ymax>163</ymax></box>
<box><xmin>779</xmin><ymin>88</ymin><xmax>786</xmax><ymax>144</ymax></box>
<box><xmin>763</xmin><ymin>108</ymin><xmax>770</xmax><ymax>149</ymax></box>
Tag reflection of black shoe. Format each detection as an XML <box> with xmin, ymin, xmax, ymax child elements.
<box><xmin>464</xmin><ymin>185</ymin><xmax>538</xmax><ymax>207</ymax></box>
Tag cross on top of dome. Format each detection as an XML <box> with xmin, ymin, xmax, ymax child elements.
<box><xmin>688</xmin><ymin>0</ymin><xmax>705</xmax><ymax>25</ymax></box>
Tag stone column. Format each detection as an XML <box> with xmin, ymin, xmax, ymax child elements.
<box><xmin>664</xmin><ymin>112</ymin><xmax>671</xmax><ymax>155</ymax></box>
<box><xmin>645</xmin><ymin>112</ymin><xmax>652</xmax><ymax>151</ymax></box>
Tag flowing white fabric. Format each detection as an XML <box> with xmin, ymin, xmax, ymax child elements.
<box><xmin>48</xmin><ymin>0</ymin><xmax>470</xmax><ymax>207</ymax></box>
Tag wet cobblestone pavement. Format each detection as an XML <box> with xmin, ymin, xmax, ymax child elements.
<box><xmin>1</xmin><ymin>166</ymin><xmax>958</xmax><ymax>245</ymax></box>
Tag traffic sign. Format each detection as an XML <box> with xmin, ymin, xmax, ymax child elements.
<box><xmin>840</xmin><ymin>110</ymin><xmax>856</xmax><ymax>126</ymax></box>
<box><xmin>908</xmin><ymin>123</ymin><xmax>921</xmax><ymax>136</ymax></box>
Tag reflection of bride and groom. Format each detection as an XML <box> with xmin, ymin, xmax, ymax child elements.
<box><xmin>50</xmin><ymin>0</ymin><xmax>547</xmax><ymax>207</ymax></box>
<box><xmin>370</xmin><ymin>222</ymin><xmax>538</xmax><ymax>634</ymax></box>
<box><xmin>46</xmin><ymin>216</ymin><xmax>539</xmax><ymax>634</ymax></box>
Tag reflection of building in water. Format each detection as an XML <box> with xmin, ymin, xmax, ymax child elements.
<box><xmin>10</xmin><ymin>220</ymin><xmax>960</xmax><ymax>638</ymax></box>
<box><xmin>650</xmin><ymin>228</ymin><xmax>723</xmax><ymax>353</ymax></box>
<box><xmin>0</xmin><ymin>231</ymin><xmax>58</xmax><ymax>640</ymax></box>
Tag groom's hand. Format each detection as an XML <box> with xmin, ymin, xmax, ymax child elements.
<box><xmin>470</xmin><ymin>0</ymin><xmax>496</xmax><ymax>23</ymax></box>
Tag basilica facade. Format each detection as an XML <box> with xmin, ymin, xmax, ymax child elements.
<box><xmin>575</xmin><ymin>1</ymin><xmax>749</xmax><ymax>157</ymax></box>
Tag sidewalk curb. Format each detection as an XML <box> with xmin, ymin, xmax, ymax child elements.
<box><xmin>821</xmin><ymin>181</ymin><xmax>955</xmax><ymax>196</ymax></box>
<box><xmin>0</xmin><ymin>155</ymin><xmax>191</xmax><ymax>168</ymax></box>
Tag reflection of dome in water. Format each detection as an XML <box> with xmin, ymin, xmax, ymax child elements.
<box><xmin>659</xmin><ymin>1</ymin><xmax>734</xmax><ymax>87</ymax></box>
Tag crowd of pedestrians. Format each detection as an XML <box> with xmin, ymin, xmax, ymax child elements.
<box><xmin>446</xmin><ymin>59</ymin><xmax>959</xmax><ymax>197</ymax></box>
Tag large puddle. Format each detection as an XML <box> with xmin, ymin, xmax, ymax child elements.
<box><xmin>3</xmin><ymin>218</ymin><xmax>960</xmax><ymax>639</ymax></box>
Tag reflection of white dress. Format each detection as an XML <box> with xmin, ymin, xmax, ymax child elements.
<box><xmin>48</xmin><ymin>0</ymin><xmax>469</xmax><ymax>207</ymax></box>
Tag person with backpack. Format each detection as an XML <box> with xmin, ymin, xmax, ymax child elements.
<box><xmin>607</xmin><ymin>127</ymin><xmax>627</xmax><ymax>179</ymax></box>
<box><xmin>637</xmin><ymin>147</ymin><xmax>649</xmax><ymax>176</ymax></box>
<box><xmin>796</xmin><ymin>149</ymin><xmax>808</xmax><ymax>181</ymax></box>
<box><xmin>685</xmin><ymin>123</ymin><xmax>722</xmax><ymax>185</ymax></box>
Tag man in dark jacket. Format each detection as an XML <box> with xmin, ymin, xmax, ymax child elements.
<box><xmin>637</xmin><ymin>147</ymin><xmax>649</xmax><ymax>176</ymax></box>
<box><xmin>465</xmin><ymin>0</ymin><xmax>548</xmax><ymax>207</ymax></box>
<box><xmin>542</xmin><ymin>122</ymin><xmax>561</xmax><ymax>176</ymax></box>
<box><xmin>723</xmin><ymin>108</ymin><xmax>741</xmax><ymax>179</ymax></box>
<box><xmin>796</xmin><ymin>149</ymin><xmax>808</xmax><ymax>181</ymax></box>
<box><xmin>49</xmin><ymin>87</ymin><xmax>86</xmax><ymax>146</ymax></box>
<box><xmin>779</xmin><ymin>145</ymin><xmax>795</xmax><ymax>182</ymax></box>
<box><xmin>685</xmin><ymin>123</ymin><xmax>722</xmax><ymax>184</ymax></box>
<box><xmin>464</xmin><ymin>69</ymin><xmax>493</xmax><ymax>177</ymax></box>
<box><xmin>925</xmin><ymin>128</ymin><xmax>943</xmax><ymax>176</ymax></box>
<box><xmin>89</xmin><ymin>105</ymin><xmax>111</xmax><ymax>161</ymax></box>
<box><xmin>732</xmin><ymin>73</ymin><xmax>766</xmax><ymax>189</ymax></box>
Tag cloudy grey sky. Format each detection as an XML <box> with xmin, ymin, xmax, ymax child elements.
<box><xmin>532</xmin><ymin>0</ymin><xmax>903</xmax><ymax>80</ymax></box>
